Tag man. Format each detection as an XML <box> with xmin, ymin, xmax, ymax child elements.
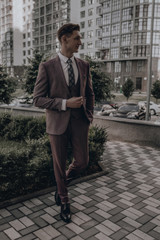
<box><xmin>33</xmin><ymin>23</ymin><xmax>94</xmax><ymax>223</ymax></box>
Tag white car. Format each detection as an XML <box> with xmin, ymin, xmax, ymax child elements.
<box><xmin>138</xmin><ymin>101</ymin><xmax>160</xmax><ymax>115</ymax></box>
<box><xmin>97</xmin><ymin>104</ymin><xmax>117</xmax><ymax>116</ymax></box>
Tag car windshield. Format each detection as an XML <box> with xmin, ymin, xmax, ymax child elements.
<box><xmin>119</xmin><ymin>105</ymin><xmax>139</xmax><ymax>112</ymax></box>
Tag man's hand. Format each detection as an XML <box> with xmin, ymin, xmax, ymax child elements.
<box><xmin>66</xmin><ymin>96</ymin><xmax>83</xmax><ymax>108</ymax></box>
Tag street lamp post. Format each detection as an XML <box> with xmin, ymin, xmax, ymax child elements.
<box><xmin>146</xmin><ymin>0</ymin><xmax>155</xmax><ymax>120</ymax></box>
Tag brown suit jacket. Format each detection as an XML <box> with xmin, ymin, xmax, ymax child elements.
<box><xmin>33</xmin><ymin>55</ymin><xmax>94</xmax><ymax>135</ymax></box>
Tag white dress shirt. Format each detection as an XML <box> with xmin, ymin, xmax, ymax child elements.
<box><xmin>58</xmin><ymin>52</ymin><xmax>79</xmax><ymax>110</ymax></box>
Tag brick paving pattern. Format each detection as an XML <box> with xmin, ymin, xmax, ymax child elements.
<box><xmin>0</xmin><ymin>141</ymin><xmax>160</xmax><ymax>239</ymax></box>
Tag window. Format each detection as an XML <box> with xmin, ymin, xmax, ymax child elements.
<box><xmin>28</xmin><ymin>41</ymin><xmax>31</xmax><ymax>47</ymax></box>
<box><xmin>126</xmin><ymin>61</ymin><xmax>132</xmax><ymax>72</ymax></box>
<box><xmin>102</xmin><ymin>25</ymin><xmax>110</xmax><ymax>36</ymax></box>
<box><xmin>81</xmin><ymin>43</ymin><xmax>84</xmax><ymax>49</ymax></box>
<box><xmin>81</xmin><ymin>0</ymin><xmax>85</xmax><ymax>7</ymax></box>
<box><xmin>111</xmin><ymin>48</ymin><xmax>119</xmax><ymax>59</ymax></box>
<box><xmin>46</xmin><ymin>15</ymin><xmax>51</xmax><ymax>23</ymax></box>
<box><xmin>88</xmin><ymin>19</ymin><xmax>94</xmax><ymax>27</ymax></box>
<box><xmin>95</xmin><ymin>40</ymin><xmax>101</xmax><ymax>48</ymax></box>
<box><xmin>40</xmin><ymin>17</ymin><xmax>44</xmax><ymax>25</ymax></box>
<box><xmin>23</xmin><ymin>51</ymin><xmax>26</xmax><ymax>56</ymax></box>
<box><xmin>96</xmin><ymin>29</ymin><xmax>102</xmax><ymax>37</ymax></box>
<box><xmin>80</xmin><ymin>22</ymin><xmax>85</xmax><ymax>29</ymax></box>
<box><xmin>112</xmin><ymin>0</ymin><xmax>119</xmax><ymax>11</ymax></box>
<box><xmin>121</xmin><ymin>34</ymin><xmax>132</xmax><ymax>46</ymax></box>
<box><xmin>23</xmin><ymin>42</ymin><xmax>26</xmax><ymax>47</ymax></box>
<box><xmin>53</xmin><ymin>1</ymin><xmax>59</xmax><ymax>11</ymax></box>
<box><xmin>112</xmin><ymin>23</ymin><xmax>120</xmax><ymax>35</ymax></box>
<box><xmin>87</xmin><ymin>30</ymin><xmax>93</xmax><ymax>38</ymax></box>
<box><xmin>40</xmin><ymin>36</ymin><xmax>44</xmax><ymax>45</ymax></box>
<box><xmin>46</xmin><ymin>35</ymin><xmax>52</xmax><ymax>44</ymax></box>
<box><xmin>122</xmin><ymin>0</ymin><xmax>134</xmax><ymax>8</ymax></box>
<box><xmin>96</xmin><ymin>17</ymin><xmax>102</xmax><ymax>26</ymax></box>
<box><xmin>102</xmin><ymin>37</ymin><xmax>110</xmax><ymax>48</ymax></box>
<box><xmin>40</xmin><ymin>7</ymin><xmax>44</xmax><ymax>15</ymax></box>
<box><xmin>87</xmin><ymin>42</ymin><xmax>93</xmax><ymax>49</ymax></box>
<box><xmin>23</xmin><ymin>34</ymin><xmax>26</xmax><ymax>39</ymax></box>
<box><xmin>103</xmin><ymin>13</ymin><xmax>111</xmax><ymax>25</ymax></box>
<box><xmin>88</xmin><ymin>0</ymin><xmax>94</xmax><ymax>4</ymax></box>
<box><xmin>154</xmin><ymin>19</ymin><xmax>160</xmax><ymax>31</ymax></box>
<box><xmin>112</xmin><ymin>11</ymin><xmax>120</xmax><ymax>23</ymax></box>
<box><xmin>80</xmin><ymin>11</ymin><xmax>85</xmax><ymax>18</ymax></box>
<box><xmin>153</xmin><ymin>32</ymin><xmax>160</xmax><ymax>45</ymax></box>
<box><xmin>115</xmin><ymin>62</ymin><xmax>121</xmax><ymax>72</ymax></box>
<box><xmin>122</xmin><ymin>7</ymin><xmax>133</xmax><ymax>21</ymax></box>
<box><xmin>137</xmin><ymin>61</ymin><xmax>144</xmax><ymax>72</ymax></box>
<box><xmin>88</xmin><ymin>8</ymin><xmax>93</xmax><ymax>16</ymax></box>
<box><xmin>122</xmin><ymin>21</ymin><xmax>133</xmax><ymax>33</ymax></box>
<box><xmin>120</xmin><ymin>47</ymin><xmax>132</xmax><ymax>58</ymax></box>
<box><xmin>81</xmin><ymin>32</ymin><xmax>85</xmax><ymax>39</ymax></box>
<box><xmin>134</xmin><ymin>32</ymin><xmax>147</xmax><ymax>44</ymax></box>
<box><xmin>111</xmin><ymin>36</ymin><xmax>119</xmax><ymax>47</ymax></box>
<box><xmin>134</xmin><ymin>45</ymin><xmax>150</xmax><ymax>57</ymax></box>
<box><xmin>46</xmin><ymin>24</ymin><xmax>52</xmax><ymax>33</ymax></box>
<box><xmin>103</xmin><ymin>1</ymin><xmax>111</xmax><ymax>12</ymax></box>
<box><xmin>136</xmin><ymin>78</ymin><xmax>142</xmax><ymax>90</ymax></box>
<box><xmin>153</xmin><ymin>46</ymin><xmax>160</xmax><ymax>57</ymax></box>
<box><xmin>40</xmin><ymin>27</ymin><xmax>44</xmax><ymax>35</ymax></box>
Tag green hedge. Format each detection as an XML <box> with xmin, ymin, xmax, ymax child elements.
<box><xmin>0</xmin><ymin>113</ymin><xmax>107</xmax><ymax>201</ymax></box>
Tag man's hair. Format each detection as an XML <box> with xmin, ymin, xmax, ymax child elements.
<box><xmin>57</xmin><ymin>23</ymin><xmax>80</xmax><ymax>42</ymax></box>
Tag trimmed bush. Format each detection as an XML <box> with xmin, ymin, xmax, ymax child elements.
<box><xmin>0</xmin><ymin>113</ymin><xmax>107</xmax><ymax>201</ymax></box>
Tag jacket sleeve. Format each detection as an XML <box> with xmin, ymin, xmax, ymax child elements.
<box><xmin>33</xmin><ymin>62</ymin><xmax>63</xmax><ymax>111</ymax></box>
<box><xmin>85</xmin><ymin>63</ymin><xmax>95</xmax><ymax>123</ymax></box>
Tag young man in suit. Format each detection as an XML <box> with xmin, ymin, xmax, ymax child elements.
<box><xmin>33</xmin><ymin>23</ymin><xmax>94</xmax><ymax>223</ymax></box>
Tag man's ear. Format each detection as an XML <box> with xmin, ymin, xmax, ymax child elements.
<box><xmin>61</xmin><ymin>35</ymin><xmax>67</xmax><ymax>44</ymax></box>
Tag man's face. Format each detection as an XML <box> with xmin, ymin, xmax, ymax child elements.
<box><xmin>64</xmin><ymin>30</ymin><xmax>82</xmax><ymax>54</ymax></box>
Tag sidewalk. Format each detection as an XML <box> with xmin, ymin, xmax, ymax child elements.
<box><xmin>0</xmin><ymin>141</ymin><xmax>160</xmax><ymax>240</ymax></box>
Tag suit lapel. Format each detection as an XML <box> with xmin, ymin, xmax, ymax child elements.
<box><xmin>75</xmin><ymin>58</ymin><xmax>85</xmax><ymax>96</ymax></box>
<box><xmin>54</xmin><ymin>56</ymin><xmax>70</xmax><ymax>93</ymax></box>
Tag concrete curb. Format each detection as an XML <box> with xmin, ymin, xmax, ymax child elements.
<box><xmin>0</xmin><ymin>170</ymin><xmax>109</xmax><ymax>209</ymax></box>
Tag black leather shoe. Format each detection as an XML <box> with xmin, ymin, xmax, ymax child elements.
<box><xmin>60</xmin><ymin>203</ymin><xmax>71</xmax><ymax>223</ymax></box>
<box><xmin>55</xmin><ymin>188</ymin><xmax>61</xmax><ymax>206</ymax></box>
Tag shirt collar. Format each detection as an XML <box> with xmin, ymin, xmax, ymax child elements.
<box><xmin>58</xmin><ymin>52</ymin><xmax>75</xmax><ymax>63</ymax></box>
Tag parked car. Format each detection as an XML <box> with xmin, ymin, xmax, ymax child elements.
<box><xmin>112</xmin><ymin>103</ymin><xmax>148</xmax><ymax>120</ymax></box>
<box><xmin>97</xmin><ymin>104</ymin><xmax>117</xmax><ymax>116</ymax></box>
<box><xmin>138</xmin><ymin>101</ymin><xmax>160</xmax><ymax>115</ymax></box>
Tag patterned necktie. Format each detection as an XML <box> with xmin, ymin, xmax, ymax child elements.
<box><xmin>67</xmin><ymin>58</ymin><xmax>75</xmax><ymax>88</ymax></box>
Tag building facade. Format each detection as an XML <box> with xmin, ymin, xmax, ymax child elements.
<box><xmin>0</xmin><ymin>0</ymin><xmax>14</xmax><ymax>73</ymax></box>
<box><xmin>0</xmin><ymin>0</ymin><xmax>24</xmax><ymax>74</ymax></box>
<box><xmin>22</xmin><ymin>0</ymin><xmax>34</xmax><ymax>65</ymax></box>
<box><xmin>71</xmin><ymin>0</ymin><xmax>101</xmax><ymax>59</ymax></box>
<box><xmin>32</xmin><ymin>0</ymin><xmax>70</xmax><ymax>58</ymax></box>
<box><xmin>95</xmin><ymin>0</ymin><xmax>160</xmax><ymax>92</ymax></box>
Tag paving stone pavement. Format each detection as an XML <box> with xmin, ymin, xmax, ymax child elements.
<box><xmin>0</xmin><ymin>140</ymin><xmax>160</xmax><ymax>240</ymax></box>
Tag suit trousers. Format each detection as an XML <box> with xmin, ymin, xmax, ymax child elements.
<box><xmin>49</xmin><ymin>115</ymin><xmax>90</xmax><ymax>203</ymax></box>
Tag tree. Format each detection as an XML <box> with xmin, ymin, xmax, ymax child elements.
<box><xmin>151</xmin><ymin>80</ymin><xmax>160</xmax><ymax>103</ymax></box>
<box><xmin>23</xmin><ymin>49</ymin><xmax>45</xmax><ymax>97</ymax></box>
<box><xmin>0</xmin><ymin>65</ymin><xmax>17</xmax><ymax>104</ymax></box>
<box><xmin>85</xmin><ymin>56</ymin><xmax>114</xmax><ymax>103</ymax></box>
<box><xmin>122</xmin><ymin>78</ymin><xmax>134</xmax><ymax>101</ymax></box>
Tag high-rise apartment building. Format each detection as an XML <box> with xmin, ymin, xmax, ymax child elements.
<box><xmin>0</xmin><ymin>0</ymin><xmax>14</xmax><ymax>72</ymax></box>
<box><xmin>0</xmin><ymin>0</ymin><xmax>23</xmax><ymax>74</ymax></box>
<box><xmin>96</xmin><ymin>0</ymin><xmax>160</xmax><ymax>92</ymax></box>
<box><xmin>71</xmin><ymin>0</ymin><xmax>101</xmax><ymax>59</ymax></box>
<box><xmin>22</xmin><ymin>0</ymin><xmax>34</xmax><ymax>65</ymax></box>
<box><xmin>32</xmin><ymin>0</ymin><xmax>70</xmax><ymax>58</ymax></box>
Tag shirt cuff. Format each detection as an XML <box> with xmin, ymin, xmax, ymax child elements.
<box><xmin>61</xmin><ymin>99</ymin><xmax>67</xmax><ymax>111</ymax></box>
